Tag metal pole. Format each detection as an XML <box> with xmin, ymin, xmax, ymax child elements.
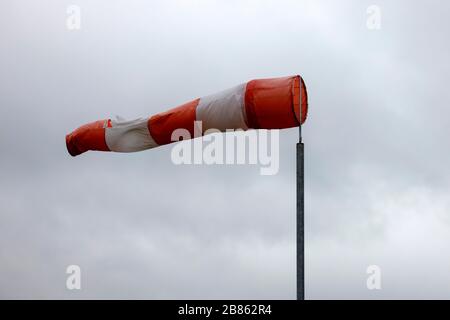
<box><xmin>297</xmin><ymin>118</ymin><xmax>304</xmax><ymax>300</ymax></box>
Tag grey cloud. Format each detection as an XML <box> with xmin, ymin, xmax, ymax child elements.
<box><xmin>1</xmin><ymin>0</ymin><xmax>450</xmax><ymax>299</ymax></box>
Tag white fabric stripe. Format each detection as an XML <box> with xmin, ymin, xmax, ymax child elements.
<box><xmin>105</xmin><ymin>117</ymin><xmax>158</xmax><ymax>152</ymax></box>
<box><xmin>195</xmin><ymin>83</ymin><xmax>248</xmax><ymax>132</ymax></box>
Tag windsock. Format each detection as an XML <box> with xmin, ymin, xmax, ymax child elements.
<box><xmin>66</xmin><ymin>75</ymin><xmax>308</xmax><ymax>157</ymax></box>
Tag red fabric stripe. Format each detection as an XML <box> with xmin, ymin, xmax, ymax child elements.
<box><xmin>244</xmin><ymin>76</ymin><xmax>300</xmax><ymax>129</ymax></box>
<box><xmin>148</xmin><ymin>98</ymin><xmax>199</xmax><ymax>146</ymax></box>
<box><xmin>66</xmin><ymin>119</ymin><xmax>110</xmax><ymax>157</ymax></box>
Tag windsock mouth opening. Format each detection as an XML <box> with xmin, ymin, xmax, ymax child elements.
<box><xmin>294</xmin><ymin>75</ymin><xmax>308</xmax><ymax>125</ymax></box>
<box><xmin>66</xmin><ymin>134</ymin><xmax>81</xmax><ymax>157</ymax></box>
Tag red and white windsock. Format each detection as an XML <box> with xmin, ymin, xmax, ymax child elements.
<box><xmin>66</xmin><ymin>75</ymin><xmax>308</xmax><ymax>157</ymax></box>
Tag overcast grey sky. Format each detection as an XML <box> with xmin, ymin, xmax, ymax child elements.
<box><xmin>1</xmin><ymin>0</ymin><xmax>450</xmax><ymax>299</ymax></box>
